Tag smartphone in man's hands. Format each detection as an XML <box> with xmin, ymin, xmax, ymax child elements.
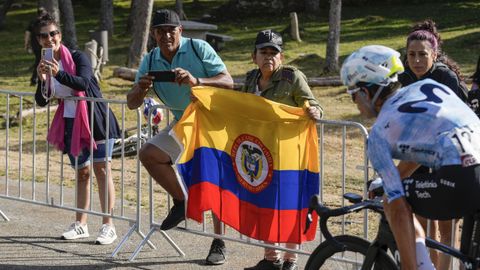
<box><xmin>42</xmin><ymin>48</ymin><xmax>54</xmax><ymax>61</ymax></box>
<box><xmin>148</xmin><ymin>71</ymin><xmax>176</xmax><ymax>82</ymax></box>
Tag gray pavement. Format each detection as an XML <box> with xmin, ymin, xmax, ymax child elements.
<box><xmin>0</xmin><ymin>197</ymin><xmax>315</xmax><ymax>269</ymax></box>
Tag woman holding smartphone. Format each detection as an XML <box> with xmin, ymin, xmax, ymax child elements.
<box><xmin>35</xmin><ymin>14</ymin><xmax>121</xmax><ymax>245</ymax></box>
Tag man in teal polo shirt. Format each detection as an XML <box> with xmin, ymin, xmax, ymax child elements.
<box><xmin>126</xmin><ymin>9</ymin><xmax>233</xmax><ymax>265</ymax></box>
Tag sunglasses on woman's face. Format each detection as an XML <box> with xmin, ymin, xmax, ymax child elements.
<box><xmin>38</xmin><ymin>30</ymin><xmax>60</xmax><ymax>39</ymax></box>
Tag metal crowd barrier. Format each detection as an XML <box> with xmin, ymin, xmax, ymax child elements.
<box><xmin>129</xmin><ymin>104</ymin><xmax>371</xmax><ymax>261</ymax></box>
<box><xmin>0</xmin><ymin>91</ymin><xmax>371</xmax><ymax>262</ymax></box>
<box><xmin>0</xmin><ymin>89</ymin><xmax>155</xmax><ymax>258</ymax></box>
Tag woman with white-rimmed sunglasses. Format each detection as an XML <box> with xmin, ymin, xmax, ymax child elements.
<box><xmin>34</xmin><ymin>13</ymin><xmax>121</xmax><ymax>245</ymax></box>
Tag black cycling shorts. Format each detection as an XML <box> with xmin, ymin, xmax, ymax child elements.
<box><xmin>403</xmin><ymin>164</ymin><xmax>480</xmax><ymax>220</ymax></box>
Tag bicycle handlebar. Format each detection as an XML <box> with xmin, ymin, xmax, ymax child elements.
<box><xmin>305</xmin><ymin>195</ymin><xmax>384</xmax><ymax>251</ymax></box>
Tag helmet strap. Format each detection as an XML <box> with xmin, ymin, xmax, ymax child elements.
<box><xmin>356</xmin><ymin>90</ymin><xmax>378</xmax><ymax>118</ymax></box>
<box><xmin>370</xmin><ymin>85</ymin><xmax>385</xmax><ymax>115</ymax></box>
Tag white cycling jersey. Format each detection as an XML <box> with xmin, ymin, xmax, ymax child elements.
<box><xmin>368</xmin><ymin>78</ymin><xmax>480</xmax><ymax>202</ymax></box>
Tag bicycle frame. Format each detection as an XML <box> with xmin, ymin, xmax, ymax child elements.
<box><xmin>306</xmin><ymin>194</ymin><xmax>480</xmax><ymax>270</ymax></box>
<box><xmin>362</xmin><ymin>215</ymin><xmax>399</xmax><ymax>269</ymax></box>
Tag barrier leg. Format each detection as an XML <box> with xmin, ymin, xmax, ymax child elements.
<box><xmin>136</xmin><ymin>230</ymin><xmax>157</xmax><ymax>250</ymax></box>
<box><xmin>111</xmin><ymin>223</ymin><xmax>138</xmax><ymax>257</ymax></box>
<box><xmin>129</xmin><ymin>227</ymin><xmax>157</xmax><ymax>261</ymax></box>
<box><xmin>111</xmin><ymin>222</ymin><xmax>158</xmax><ymax>258</ymax></box>
<box><xmin>0</xmin><ymin>209</ymin><xmax>9</xmax><ymax>221</ymax></box>
<box><xmin>129</xmin><ymin>226</ymin><xmax>185</xmax><ymax>261</ymax></box>
<box><xmin>160</xmin><ymin>230</ymin><xmax>185</xmax><ymax>257</ymax></box>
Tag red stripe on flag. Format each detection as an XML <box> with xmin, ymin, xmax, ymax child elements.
<box><xmin>186</xmin><ymin>182</ymin><xmax>318</xmax><ymax>243</ymax></box>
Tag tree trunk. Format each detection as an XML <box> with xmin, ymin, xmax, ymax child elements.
<box><xmin>100</xmin><ymin>0</ymin><xmax>114</xmax><ymax>36</ymax></box>
<box><xmin>59</xmin><ymin>0</ymin><xmax>77</xmax><ymax>49</ymax></box>
<box><xmin>127</xmin><ymin>0</ymin><xmax>153</xmax><ymax>68</ymax></box>
<box><xmin>324</xmin><ymin>0</ymin><xmax>341</xmax><ymax>73</ymax></box>
<box><xmin>125</xmin><ymin>0</ymin><xmax>139</xmax><ymax>35</ymax></box>
<box><xmin>39</xmin><ymin>0</ymin><xmax>60</xmax><ymax>23</ymax></box>
<box><xmin>0</xmin><ymin>0</ymin><xmax>14</xmax><ymax>30</ymax></box>
<box><xmin>305</xmin><ymin>0</ymin><xmax>319</xmax><ymax>14</ymax></box>
<box><xmin>176</xmin><ymin>0</ymin><xmax>187</xmax><ymax>20</ymax></box>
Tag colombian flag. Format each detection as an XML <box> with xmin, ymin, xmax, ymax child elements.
<box><xmin>172</xmin><ymin>87</ymin><xmax>319</xmax><ymax>243</ymax></box>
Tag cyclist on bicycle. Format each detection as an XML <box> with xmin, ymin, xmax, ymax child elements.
<box><xmin>341</xmin><ymin>45</ymin><xmax>480</xmax><ymax>270</ymax></box>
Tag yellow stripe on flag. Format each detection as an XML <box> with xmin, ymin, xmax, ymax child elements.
<box><xmin>173</xmin><ymin>86</ymin><xmax>319</xmax><ymax>172</ymax></box>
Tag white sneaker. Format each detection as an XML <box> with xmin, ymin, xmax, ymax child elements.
<box><xmin>61</xmin><ymin>221</ymin><xmax>89</xmax><ymax>240</ymax></box>
<box><xmin>95</xmin><ymin>224</ymin><xmax>117</xmax><ymax>245</ymax></box>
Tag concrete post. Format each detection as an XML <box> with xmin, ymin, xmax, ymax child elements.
<box><xmin>290</xmin><ymin>12</ymin><xmax>302</xmax><ymax>42</ymax></box>
<box><xmin>84</xmin><ymin>39</ymin><xmax>98</xmax><ymax>69</ymax></box>
<box><xmin>89</xmin><ymin>30</ymin><xmax>109</xmax><ymax>63</ymax></box>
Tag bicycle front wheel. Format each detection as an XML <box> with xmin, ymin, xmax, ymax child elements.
<box><xmin>305</xmin><ymin>235</ymin><xmax>398</xmax><ymax>270</ymax></box>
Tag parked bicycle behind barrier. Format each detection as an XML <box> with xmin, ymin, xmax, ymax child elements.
<box><xmin>112</xmin><ymin>98</ymin><xmax>163</xmax><ymax>158</ymax></box>
<box><xmin>303</xmin><ymin>183</ymin><xmax>480</xmax><ymax>270</ymax></box>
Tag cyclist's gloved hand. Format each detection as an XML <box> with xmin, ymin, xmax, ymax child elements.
<box><xmin>367</xmin><ymin>177</ymin><xmax>384</xmax><ymax>199</ymax></box>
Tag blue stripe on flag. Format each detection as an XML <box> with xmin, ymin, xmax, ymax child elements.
<box><xmin>177</xmin><ymin>147</ymin><xmax>319</xmax><ymax>210</ymax></box>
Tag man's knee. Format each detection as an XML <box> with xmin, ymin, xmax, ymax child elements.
<box><xmin>139</xmin><ymin>143</ymin><xmax>172</xmax><ymax>166</ymax></box>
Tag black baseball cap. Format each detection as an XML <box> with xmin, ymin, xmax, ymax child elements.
<box><xmin>151</xmin><ymin>9</ymin><xmax>181</xmax><ymax>28</ymax></box>
<box><xmin>255</xmin><ymin>29</ymin><xmax>283</xmax><ymax>52</ymax></box>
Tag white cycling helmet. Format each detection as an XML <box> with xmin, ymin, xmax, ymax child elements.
<box><xmin>340</xmin><ymin>45</ymin><xmax>404</xmax><ymax>89</ymax></box>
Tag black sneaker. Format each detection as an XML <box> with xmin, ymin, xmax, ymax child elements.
<box><xmin>205</xmin><ymin>238</ymin><xmax>226</xmax><ymax>265</ymax></box>
<box><xmin>160</xmin><ymin>199</ymin><xmax>185</xmax><ymax>230</ymax></box>
<box><xmin>244</xmin><ymin>259</ymin><xmax>282</xmax><ymax>270</ymax></box>
<box><xmin>282</xmin><ymin>261</ymin><xmax>298</xmax><ymax>270</ymax></box>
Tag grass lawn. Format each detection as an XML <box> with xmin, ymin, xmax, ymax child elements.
<box><xmin>0</xmin><ymin>1</ymin><xmax>478</xmax><ymax>94</ymax></box>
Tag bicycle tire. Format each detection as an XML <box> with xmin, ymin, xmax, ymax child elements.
<box><xmin>305</xmin><ymin>235</ymin><xmax>398</xmax><ymax>270</ymax></box>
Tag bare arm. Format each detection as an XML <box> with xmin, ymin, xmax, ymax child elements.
<box><xmin>126</xmin><ymin>74</ymin><xmax>154</xmax><ymax>110</ymax></box>
<box><xmin>173</xmin><ymin>68</ymin><xmax>234</xmax><ymax>89</ymax></box>
<box><xmin>384</xmin><ymin>197</ymin><xmax>417</xmax><ymax>270</ymax></box>
<box><xmin>397</xmin><ymin>160</ymin><xmax>421</xmax><ymax>178</ymax></box>
<box><xmin>382</xmin><ymin>160</ymin><xmax>421</xmax><ymax>270</ymax></box>
<box><xmin>197</xmin><ymin>70</ymin><xmax>234</xmax><ymax>89</ymax></box>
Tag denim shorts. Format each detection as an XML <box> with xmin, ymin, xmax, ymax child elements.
<box><xmin>64</xmin><ymin>118</ymin><xmax>114</xmax><ymax>169</ymax></box>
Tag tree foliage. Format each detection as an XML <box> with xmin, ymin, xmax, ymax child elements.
<box><xmin>305</xmin><ymin>0</ymin><xmax>320</xmax><ymax>14</ymax></box>
<box><xmin>0</xmin><ymin>0</ymin><xmax>14</xmax><ymax>30</ymax></box>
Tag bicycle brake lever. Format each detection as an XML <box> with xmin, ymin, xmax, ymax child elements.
<box><xmin>303</xmin><ymin>211</ymin><xmax>313</xmax><ymax>234</ymax></box>
<box><xmin>304</xmin><ymin>195</ymin><xmax>322</xmax><ymax>234</ymax></box>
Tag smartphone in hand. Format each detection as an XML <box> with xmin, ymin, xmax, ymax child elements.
<box><xmin>42</xmin><ymin>48</ymin><xmax>54</xmax><ymax>61</ymax></box>
<box><xmin>148</xmin><ymin>71</ymin><xmax>176</xmax><ymax>82</ymax></box>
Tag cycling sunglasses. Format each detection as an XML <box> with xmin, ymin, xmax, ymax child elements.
<box><xmin>38</xmin><ymin>30</ymin><xmax>60</xmax><ymax>39</ymax></box>
<box><xmin>347</xmin><ymin>83</ymin><xmax>374</xmax><ymax>102</ymax></box>
<box><xmin>347</xmin><ymin>87</ymin><xmax>363</xmax><ymax>102</ymax></box>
